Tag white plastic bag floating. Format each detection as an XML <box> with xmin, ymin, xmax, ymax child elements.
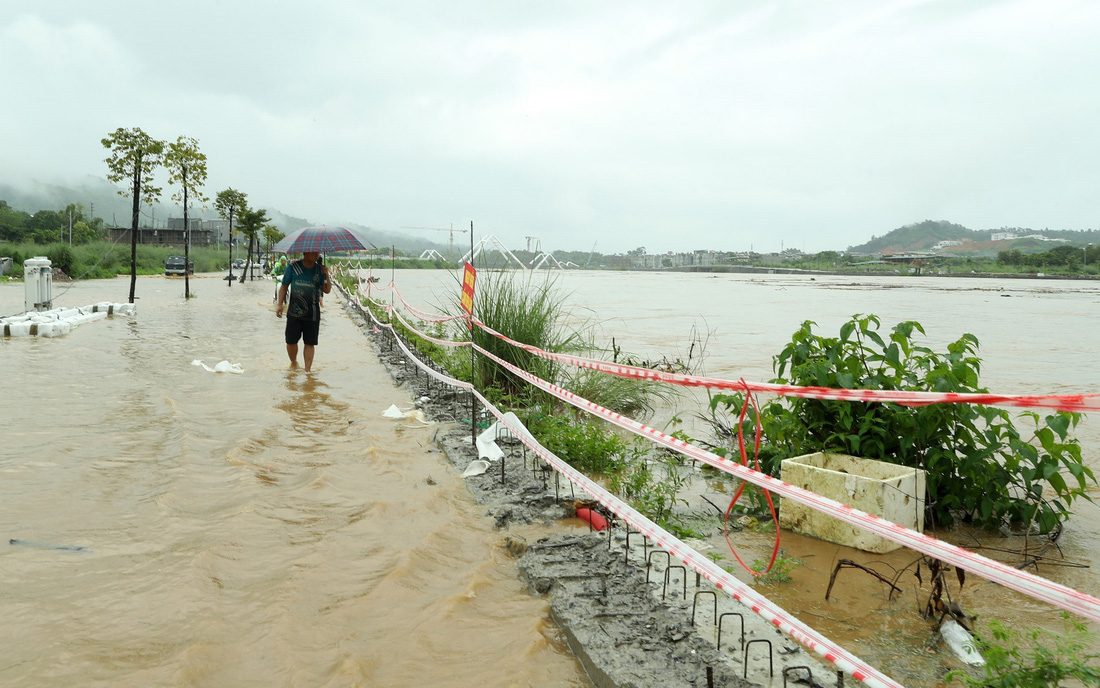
<box><xmin>940</xmin><ymin>620</ymin><xmax>985</xmax><ymax>666</ymax></box>
<box><xmin>462</xmin><ymin>460</ymin><xmax>490</xmax><ymax>477</ymax></box>
<box><xmin>475</xmin><ymin>423</ymin><xmax>506</xmax><ymax>462</ymax></box>
<box><xmin>191</xmin><ymin>359</ymin><xmax>243</xmax><ymax>374</ymax></box>
<box><xmin>381</xmin><ymin>404</ymin><xmax>429</xmax><ymax>424</ymax></box>
<box><xmin>475</xmin><ymin>412</ymin><xmax>528</xmax><ymax>462</ymax></box>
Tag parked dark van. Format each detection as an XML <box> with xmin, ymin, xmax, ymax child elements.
<box><xmin>165</xmin><ymin>255</ymin><xmax>194</xmax><ymax>276</ymax></box>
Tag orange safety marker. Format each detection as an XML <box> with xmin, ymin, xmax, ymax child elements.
<box><xmin>460</xmin><ymin>262</ymin><xmax>476</xmax><ymax>329</ymax></box>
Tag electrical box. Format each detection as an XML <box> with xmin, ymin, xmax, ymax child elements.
<box><xmin>24</xmin><ymin>256</ymin><xmax>53</xmax><ymax>313</ymax></box>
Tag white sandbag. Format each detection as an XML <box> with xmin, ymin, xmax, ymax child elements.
<box><xmin>6</xmin><ymin>321</ymin><xmax>33</xmax><ymax>337</ymax></box>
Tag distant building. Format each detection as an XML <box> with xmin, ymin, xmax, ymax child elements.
<box><xmin>693</xmin><ymin>250</ymin><xmax>718</xmax><ymax>265</ymax></box>
<box><xmin>167</xmin><ymin>217</ymin><xmax>202</xmax><ymax>231</ymax></box>
<box><xmin>107</xmin><ymin>226</ymin><xmax>216</xmax><ymax>246</ymax></box>
<box><xmin>931</xmin><ymin>240</ymin><xmax>963</xmax><ymax>250</ymax></box>
<box><xmin>204</xmin><ymin>219</ymin><xmax>230</xmax><ymax>243</ymax></box>
<box><xmin>169</xmin><ymin>217</ymin><xmax>231</xmax><ymax>243</ymax></box>
<box><xmin>1019</xmin><ymin>233</ymin><xmax>1068</xmax><ymax>243</ymax></box>
<box><xmin>990</xmin><ymin>232</ymin><xmax>1018</xmax><ymax>241</ymax></box>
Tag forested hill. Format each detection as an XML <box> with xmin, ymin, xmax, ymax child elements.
<box><xmin>848</xmin><ymin>220</ymin><xmax>981</xmax><ymax>253</ymax></box>
<box><xmin>0</xmin><ymin>176</ymin><xmax>313</xmax><ymax>233</ymax></box>
<box><xmin>848</xmin><ymin>219</ymin><xmax>1098</xmax><ymax>253</ymax></box>
<box><xmin>0</xmin><ymin>177</ymin><xmax>447</xmax><ymax>255</ymax></box>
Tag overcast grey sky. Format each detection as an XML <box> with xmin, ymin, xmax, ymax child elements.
<box><xmin>3</xmin><ymin>1</ymin><xmax>1098</xmax><ymax>253</ymax></box>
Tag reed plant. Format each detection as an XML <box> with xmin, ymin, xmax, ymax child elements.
<box><xmin>464</xmin><ymin>270</ymin><xmax>581</xmax><ymax>402</ymax></box>
<box><xmin>342</xmin><ymin>267</ymin><xmax>693</xmax><ymax>532</ymax></box>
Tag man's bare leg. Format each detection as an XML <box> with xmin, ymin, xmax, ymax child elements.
<box><xmin>304</xmin><ymin>344</ymin><xmax>315</xmax><ymax>372</ymax></box>
<box><xmin>287</xmin><ymin>343</ymin><xmax>299</xmax><ymax>367</ymax></box>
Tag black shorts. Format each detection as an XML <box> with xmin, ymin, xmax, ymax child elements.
<box><xmin>285</xmin><ymin>317</ymin><xmax>320</xmax><ymax>346</ymax></box>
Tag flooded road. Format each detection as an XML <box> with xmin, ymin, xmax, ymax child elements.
<box><xmin>0</xmin><ymin>275</ymin><xmax>589</xmax><ymax>687</ymax></box>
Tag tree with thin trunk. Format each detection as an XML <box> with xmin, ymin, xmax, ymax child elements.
<box><xmin>236</xmin><ymin>205</ymin><xmax>269</xmax><ymax>281</ymax></box>
<box><xmin>102</xmin><ymin>127</ymin><xmax>164</xmax><ymax>303</ymax></box>
<box><xmin>215</xmin><ymin>188</ymin><xmax>247</xmax><ymax>287</ymax></box>
<box><xmin>164</xmin><ymin>136</ymin><xmax>208</xmax><ymax>299</ymax></box>
<box><xmin>262</xmin><ymin>224</ymin><xmax>286</xmax><ymax>255</ymax></box>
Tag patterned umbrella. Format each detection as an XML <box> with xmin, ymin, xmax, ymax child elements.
<box><xmin>271</xmin><ymin>226</ymin><xmax>376</xmax><ymax>253</ymax></box>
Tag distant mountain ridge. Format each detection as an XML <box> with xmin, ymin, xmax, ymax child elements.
<box><xmin>0</xmin><ymin>176</ymin><xmax>446</xmax><ymax>254</ymax></box>
<box><xmin>848</xmin><ymin>219</ymin><xmax>1099</xmax><ymax>254</ymax></box>
<box><xmin>8</xmin><ymin>177</ymin><xmax>1096</xmax><ymax>257</ymax></box>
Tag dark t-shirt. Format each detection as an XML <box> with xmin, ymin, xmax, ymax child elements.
<box><xmin>281</xmin><ymin>260</ymin><xmax>324</xmax><ymax>322</ymax></box>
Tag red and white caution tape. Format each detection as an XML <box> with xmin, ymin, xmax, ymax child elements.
<box><xmin>390</xmin><ymin>308</ymin><xmax>471</xmax><ymax>349</ymax></box>
<box><xmin>361</xmin><ymin>278</ymin><xmax>1100</xmax><ymax>413</ymax></box>
<box><xmin>351</xmin><ymin>289</ymin><xmax>472</xmax><ymax>389</ymax></box>
<box><xmin>473</xmin><ymin>389</ymin><xmax>905</xmax><ymax>688</ymax></box>
<box><xmin>471</xmin><ymin>341</ymin><xmax>1100</xmax><ymax>625</ymax></box>
<box><xmin>342</xmin><ymin>280</ymin><xmax>1100</xmax><ymax>686</ymax></box>
<box><xmin>371</xmin><ymin>300</ymin><xmax>1100</xmax><ymax>622</ymax></box>
<box><xmin>471</xmin><ymin>318</ymin><xmax>1100</xmax><ymax>413</ymax></box>
<box><xmin>382</xmin><ymin>282</ymin><xmax>467</xmax><ymax>323</ymax></box>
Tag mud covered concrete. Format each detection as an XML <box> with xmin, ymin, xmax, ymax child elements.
<box><xmin>340</xmin><ymin>293</ymin><xmax>841</xmax><ymax>688</ymax></box>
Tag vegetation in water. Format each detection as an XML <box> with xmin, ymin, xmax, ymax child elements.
<box><xmin>946</xmin><ymin>613</ymin><xmax>1100</xmax><ymax>687</ymax></box>
<box><xmin>336</xmin><ymin>268</ymin><xmax>694</xmax><ymax>533</ymax></box>
<box><xmin>706</xmin><ymin>314</ymin><xmax>1094</xmax><ymax>533</ymax></box>
<box><xmin>750</xmin><ymin>554</ymin><xmax>800</xmax><ymax>584</ymax></box>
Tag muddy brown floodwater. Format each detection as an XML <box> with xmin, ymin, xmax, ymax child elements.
<box><xmin>385</xmin><ymin>268</ymin><xmax>1100</xmax><ymax>687</ymax></box>
<box><xmin>0</xmin><ymin>275</ymin><xmax>590</xmax><ymax>687</ymax></box>
<box><xmin>5</xmin><ymin>267</ymin><xmax>1100</xmax><ymax>687</ymax></box>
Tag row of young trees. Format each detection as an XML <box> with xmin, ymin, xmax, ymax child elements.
<box><xmin>101</xmin><ymin>126</ymin><xmax>280</xmax><ymax>302</ymax></box>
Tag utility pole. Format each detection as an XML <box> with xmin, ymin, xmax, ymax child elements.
<box><xmin>469</xmin><ymin>220</ymin><xmax>476</xmax><ymax>448</ymax></box>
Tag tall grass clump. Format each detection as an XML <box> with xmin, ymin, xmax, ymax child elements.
<box><xmin>346</xmin><ymin>267</ymin><xmax>695</xmax><ymax>532</ymax></box>
<box><xmin>463</xmin><ymin>270</ymin><xmax>583</xmax><ymax>403</ymax></box>
<box><xmin>460</xmin><ymin>270</ymin><xmax>676</xmax><ymax>417</ymax></box>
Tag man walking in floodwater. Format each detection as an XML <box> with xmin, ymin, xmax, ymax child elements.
<box><xmin>275</xmin><ymin>251</ymin><xmax>331</xmax><ymax>372</ymax></box>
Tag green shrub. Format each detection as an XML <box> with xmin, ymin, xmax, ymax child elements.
<box><xmin>45</xmin><ymin>243</ymin><xmax>75</xmax><ymax>276</ymax></box>
<box><xmin>750</xmin><ymin>555</ymin><xmax>801</xmax><ymax>584</ymax></box>
<box><xmin>609</xmin><ymin>449</ymin><xmax>688</xmax><ymax>533</ymax></box>
<box><xmin>708</xmin><ymin>315</ymin><xmax>1094</xmax><ymax>533</ymax></box>
<box><xmin>4</xmin><ymin>247</ymin><xmax>25</xmax><ymax>265</ymax></box>
<box><xmin>947</xmin><ymin>614</ymin><xmax>1100</xmax><ymax>687</ymax></box>
<box><xmin>526</xmin><ymin>413</ymin><xmax>629</xmax><ymax>475</ymax></box>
